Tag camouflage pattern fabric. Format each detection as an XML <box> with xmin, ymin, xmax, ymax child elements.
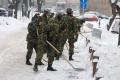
<box><xmin>35</xmin><ymin>16</ymin><xmax>47</xmax><ymax>64</ymax></box>
<box><xmin>61</xmin><ymin>14</ymin><xmax>77</xmax><ymax>55</ymax></box>
<box><xmin>26</xmin><ymin>21</ymin><xmax>38</xmax><ymax>60</ymax></box>
<box><xmin>46</xmin><ymin>18</ymin><xmax>59</xmax><ymax>64</ymax></box>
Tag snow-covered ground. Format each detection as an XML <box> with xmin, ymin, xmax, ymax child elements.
<box><xmin>0</xmin><ymin>14</ymin><xmax>120</xmax><ymax>80</ymax></box>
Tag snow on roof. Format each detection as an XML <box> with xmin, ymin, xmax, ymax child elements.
<box><xmin>0</xmin><ymin>8</ymin><xmax>6</xmax><ymax>11</ymax></box>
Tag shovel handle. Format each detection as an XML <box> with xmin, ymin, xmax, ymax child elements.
<box><xmin>46</xmin><ymin>40</ymin><xmax>77</xmax><ymax>70</ymax></box>
<box><xmin>46</xmin><ymin>41</ymin><xmax>60</xmax><ymax>54</ymax></box>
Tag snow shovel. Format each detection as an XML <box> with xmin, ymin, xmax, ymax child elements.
<box><xmin>79</xmin><ymin>32</ymin><xmax>90</xmax><ymax>46</ymax></box>
<box><xmin>46</xmin><ymin>41</ymin><xmax>84</xmax><ymax>71</ymax></box>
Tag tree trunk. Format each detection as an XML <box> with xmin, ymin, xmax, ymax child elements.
<box><xmin>107</xmin><ymin>0</ymin><xmax>118</xmax><ymax>30</ymax></box>
<box><xmin>29</xmin><ymin>0</ymin><xmax>32</xmax><ymax>7</ymax></box>
<box><xmin>118</xmin><ymin>27</ymin><xmax>120</xmax><ymax>46</ymax></box>
<box><xmin>22</xmin><ymin>0</ymin><xmax>28</xmax><ymax>17</ymax></box>
<box><xmin>37</xmin><ymin>0</ymin><xmax>44</xmax><ymax>12</ymax></box>
<box><xmin>14</xmin><ymin>0</ymin><xmax>20</xmax><ymax>18</ymax></box>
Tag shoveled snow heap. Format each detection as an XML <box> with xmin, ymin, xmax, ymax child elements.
<box><xmin>0</xmin><ymin>17</ymin><xmax>29</xmax><ymax>34</ymax></box>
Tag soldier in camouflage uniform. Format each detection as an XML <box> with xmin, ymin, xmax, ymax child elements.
<box><xmin>42</xmin><ymin>10</ymin><xmax>50</xmax><ymax>24</ymax></box>
<box><xmin>54</xmin><ymin>13</ymin><xmax>64</xmax><ymax>60</ymax></box>
<box><xmin>33</xmin><ymin>16</ymin><xmax>47</xmax><ymax>72</ymax></box>
<box><xmin>26</xmin><ymin>13</ymin><xmax>44</xmax><ymax>65</ymax></box>
<box><xmin>33</xmin><ymin>10</ymin><xmax>57</xmax><ymax>72</ymax></box>
<box><xmin>59</xmin><ymin>8</ymin><xmax>76</xmax><ymax>60</ymax></box>
<box><xmin>46</xmin><ymin>17</ymin><xmax>59</xmax><ymax>71</ymax></box>
<box><xmin>60</xmin><ymin>8</ymin><xmax>85</xmax><ymax>60</ymax></box>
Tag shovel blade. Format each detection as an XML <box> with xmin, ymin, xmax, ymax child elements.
<box><xmin>75</xmin><ymin>68</ymin><xmax>85</xmax><ymax>71</ymax></box>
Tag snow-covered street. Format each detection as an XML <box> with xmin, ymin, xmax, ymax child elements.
<box><xmin>0</xmin><ymin>0</ymin><xmax>120</xmax><ymax>79</ymax></box>
<box><xmin>0</xmin><ymin>17</ymin><xmax>93</xmax><ymax>80</ymax></box>
<box><xmin>0</xmin><ymin>15</ymin><xmax>120</xmax><ymax>80</ymax></box>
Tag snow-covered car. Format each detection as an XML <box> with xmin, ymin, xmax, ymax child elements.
<box><xmin>81</xmin><ymin>11</ymin><xmax>108</xmax><ymax>29</ymax></box>
<box><xmin>0</xmin><ymin>8</ymin><xmax>8</xmax><ymax>16</ymax></box>
<box><xmin>85</xmin><ymin>11</ymin><xmax>108</xmax><ymax>19</ymax></box>
<box><xmin>83</xmin><ymin>13</ymin><xmax>100</xmax><ymax>29</ymax></box>
<box><xmin>110</xmin><ymin>16</ymin><xmax>120</xmax><ymax>34</ymax></box>
<box><xmin>55</xmin><ymin>1</ymin><xmax>66</xmax><ymax>14</ymax></box>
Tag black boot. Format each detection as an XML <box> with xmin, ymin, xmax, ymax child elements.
<box><xmin>56</xmin><ymin>55</ymin><xmax>60</xmax><ymax>60</ymax></box>
<box><xmin>69</xmin><ymin>54</ymin><xmax>74</xmax><ymax>61</ymax></box>
<box><xmin>47</xmin><ymin>64</ymin><xmax>57</xmax><ymax>71</ymax></box>
<box><xmin>33</xmin><ymin>63</ymin><xmax>38</xmax><ymax>72</ymax></box>
<box><xmin>26</xmin><ymin>59</ymin><xmax>32</xmax><ymax>65</ymax></box>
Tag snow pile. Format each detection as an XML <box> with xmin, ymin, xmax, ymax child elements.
<box><xmin>0</xmin><ymin>12</ymin><xmax>120</xmax><ymax>80</ymax></box>
<box><xmin>0</xmin><ymin>17</ymin><xmax>30</xmax><ymax>34</ymax></box>
<box><xmin>93</xmin><ymin>29</ymin><xmax>120</xmax><ymax>80</ymax></box>
<box><xmin>85</xmin><ymin>18</ymin><xmax>120</xmax><ymax>80</ymax></box>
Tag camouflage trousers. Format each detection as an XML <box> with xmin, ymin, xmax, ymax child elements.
<box><xmin>26</xmin><ymin>41</ymin><xmax>38</xmax><ymax>60</ymax></box>
<box><xmin>54</xmin><ymin>34</ymin><xmax>75</xmax><ymax>57</ymax></box>
<box><xmin>47</xmin><ymin>43</ymin><xmax>55</xmax><ymax>64</ymax></box>
<box><xmin>68</xmin><ymin>35</ymin><xmax>74</xmax><ymax>56</ymax></box>
<box><xmin>35</xmin><ymin>40</ymin><xmax>46</xmax><ymax>64</ymax></box>
<box><xmin>35</xmin><ymin>40</ymin><xmax>55</xmax><ymax>65</ymax></box>
<box><xmin>56</xmin><ymin>34</ymin><xmax>67</xmax><ymax>57</ymax></box>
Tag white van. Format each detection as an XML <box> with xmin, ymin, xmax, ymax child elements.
<box><xmin>55</xmin><ymin>1</ymin><xmax>66</xmax><ymax>14</ymax></box>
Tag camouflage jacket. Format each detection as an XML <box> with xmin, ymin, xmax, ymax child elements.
<box><xmin>46</xmin><ymin>18</ymin><xmax>59</xmax><ymax>43</ymax></box>
<box><xmin>26</xmin><ymin>21</ymin><xmax>37</xmax><ymax>42</ymax></box>
<box><xmin>61</xmin><ymin>15</ymin><xmax>77</xmax><ymax>36</ymax></box>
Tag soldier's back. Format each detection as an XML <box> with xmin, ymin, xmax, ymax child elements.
<box><xmin>27</xmin><ymin>21</ymin><xmax>37</xmax><ymax>42</ymax></box>
<box><xmin>47</xmin><ymin>18</ymin><xmax>59</xmax><ymax>43</ymax></box>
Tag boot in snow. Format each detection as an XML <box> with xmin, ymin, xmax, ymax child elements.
<box><xmin>33</xmin><ymin>63</ymin><xmax>38</xmax><ymax>72</ymax></box>
<box><xmin>26</xmin><ymin>59</ymin><xmax>32</xmax><ymax>65</ymax></box>
<box><xmin>69</xmin><ymin>54</ymin><xmax>74</xmax><ymax>61</ymax></box>
<box><xmin>47</xmin><ymin>64</ymin><xmax>57</xmax><ymax>71</ymax></box>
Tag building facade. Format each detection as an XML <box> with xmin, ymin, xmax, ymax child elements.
<box><xmin>45</xmin><ymin>0</ymin><xmax>112</xmax><ymax>16</ymax></box>
<box><xmin>88</xmin><ymin>0</ymin><xmax>112</xmax><ymax>16</ymax></box>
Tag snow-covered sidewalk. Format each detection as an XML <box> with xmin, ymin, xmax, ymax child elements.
<box><xmin>0</xmin><ymin>17</ymin><xmax>93</xmax><ymax>80</ymax></box>
<box><xmin>0</xmin><ymin>28</ymin><xmax>93</xmax><ymax>80</ymax></box>
<box><xmin>0</xmin><ymin>16</ymin><xmax>120</xmax><ymax>80</ymax></box>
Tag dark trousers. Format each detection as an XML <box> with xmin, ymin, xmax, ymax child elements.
<box><xmin>47</xmin><ymin>43</ymin><xmax>55</xmax><ymax>65</ymax></box>
<box><xmin>26</xmin><ymin>41</ymin><xmax>38</xmax><ymax>60</ymax></box>
<box><xmin>68</xmin><ymin>36</ymin><xmax>74</xmax><ymax>56</ymax></box>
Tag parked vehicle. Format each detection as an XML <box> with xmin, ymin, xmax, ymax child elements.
<box><xmin>79</xmin><ymin>11</ymin><xmax>109</xmax><ymax>29</ymax></box>
<box><xmin>85</xmin><ymin>11</ymin><xmax>108</xmax><ymax>19</ymax></box>
<box><xmin>0</xmin><ymin>8</ymin><xmax>8</xmax><ymax>16</ymax></box>
<box><xmin>55</xmin><ymin>1</ymin><xmax>66</xmax><ymax>14</ymax></box>
<box><xmin>83</xmin><ymin>13</ymin><xmax>100</xmax><ymax>29</ymax></box>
